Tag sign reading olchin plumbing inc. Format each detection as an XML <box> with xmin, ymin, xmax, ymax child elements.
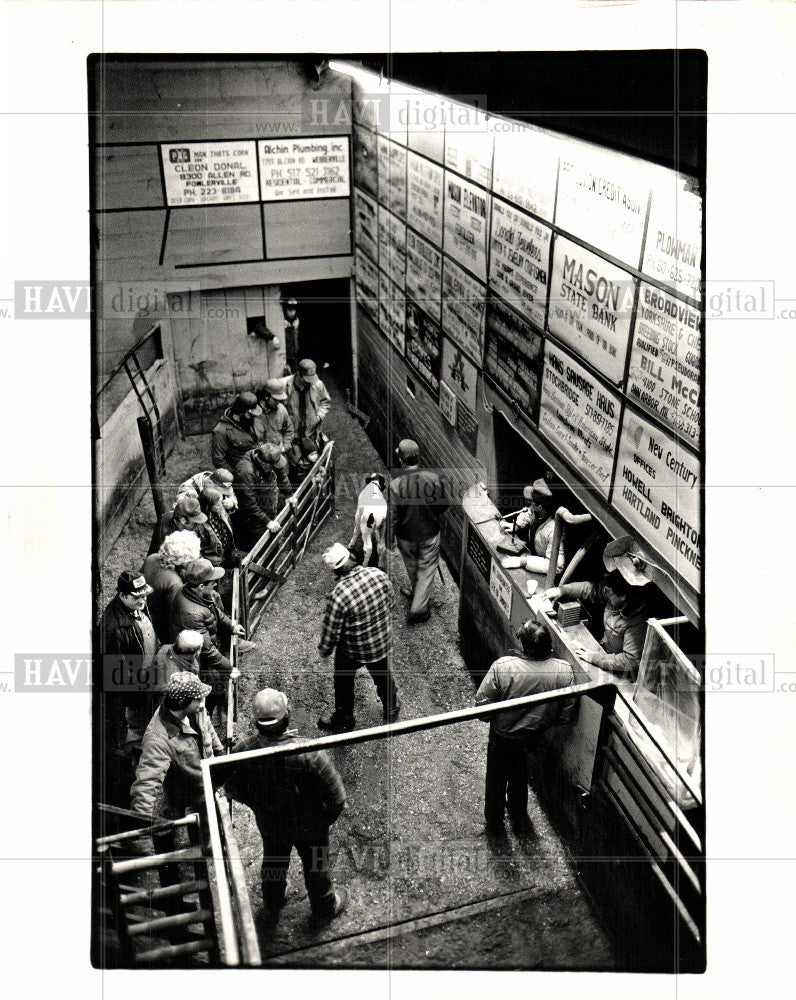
<box><xmin>612</xmin><ymin>406</ymin><xmax>701</xmax><ymax>592</ymax></box>
<box><xmin>538</xmin><ymin>342</ymin><xmax>621</xmax><ymax>498</ymax></box>
<box><xmin>161</xmin><ymin>142</ymin><xmax>259</xmax><ymax>206</ymax></box>
<box><xmin>259</xmin><ymin>136</ymin><xmax>350</xmax><ymax>201</ymax></box>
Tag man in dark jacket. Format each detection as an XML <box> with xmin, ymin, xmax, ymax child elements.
<box><xmin>142</xmin><ymin>530</ymin><xmax>201</xmax><ymax>642</ymax></box>
<box><xmin>222</xmin><ymin>688</ymin><xmax>348</xmax><ymax>921</ymax></box>
<box><xmin>153</xmin><ymin>494</ymin><xmax>209</xmax><ymax>552</ymax></box>
<box><xmin>169</xmin><ymin>559</ymin><xmax>248</xmax><ymax>716</ymax></box>
<box><xmin>99</xmin><ymin>571</ymin><xmax>159</xmax><ymax>803</ymax></box>
<box><xmin>388</xmin><ymin>438</ymin><xmax>448</xmax><ymax>624</ymax></box>
<box><xmin>211</xmin><ymin>391</ymin><xmax>264</xmax><ymax>472</ymax></box>
<box><xmin>233</xmin><ymin>443</ymin><xmax>284</xmax><ymax>550</ymax></box>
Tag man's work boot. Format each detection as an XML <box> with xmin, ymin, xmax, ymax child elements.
<box><xmin>317</xmin><ymin>711</ymin><xmax>355</xmax><ymax>733</ymax></box>
<box><xmin>312</xmin><ymin>886</ymin><xmax>349</xmax><ymax>924</ymax></box>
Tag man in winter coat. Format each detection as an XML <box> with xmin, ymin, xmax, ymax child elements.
<box><xmin>130</xmin><ymin>672</ymin><xmax>223</xmax><ymax>821</ymax></box>
<box><xmin>283</xmin><ymin>359</ymin><xmax>331</xmax><ymax>453</ymax></box>
<box><xmin>257</xmin><ymin>377</ymin><xmax>296</xmax><ymax>456</ymax></box>
<box><xmin>141</xmin><ymin>530</ymin><xmax>201</xmax><ymax>643</ymax></box>
<box><xmin>233</xmin><ymin>443</ymin><xmax>284</xmax><ymax>550</ymax></box>
<box><xmin>222</xmin><ymin>688</ymin><xmax>349</xmax><ymax>921</ymax></box>
<box><xmin>211</xmin><ymin>391</ymin><xmax>264</xmax><ymax>472</ymax></box>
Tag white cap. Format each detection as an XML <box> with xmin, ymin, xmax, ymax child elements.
<box><xmin>323</xmin><ymin>542</ymin><xmax>352</xmax><ymax>570</ymax></box>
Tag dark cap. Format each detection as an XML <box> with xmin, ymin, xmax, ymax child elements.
<box><xmin>182</xmin><ymin>558</ymin><xmax>225</xmax><ymax>585</ymax></box>
<box><xmin>232</xmin><ymin>392</ymin><xmax>263</xmax><ymax>416</ymax></box>
<box><xmin>199</xmin><ymin>486</ymin><xmax>224</xmax><ymax>508</ymax></box>
<box><xmin>254</xmin><ymin>442</ymin><xmax>288</xmax><ymax>469</ymax></box>
<box><xmin>117</xmin><ymin>571</ymin><xmax>153</xmax><ymax>597</ymax></box>
<box><xmin>174</xmin><ymin>495</ymin><xmax>208</xmax><ymax>524</ymax></box>
<box><xmin>395</xmin><ymin>439</ymin><xmax>420</xmax><ymax>462</ymax></box>
<box><xmin>210</xmin><ymin>469</ymin><xmax>234</xmax><ymax>494</ymax></box>
<box><xmin>297</xmin><ymin>359</ymin><xmax>318</xmax><ymax>382</ymax></box>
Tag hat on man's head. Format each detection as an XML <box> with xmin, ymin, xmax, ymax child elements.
<box><xmin>263</xmin><ymin>377</ymin><xmax>288</xmax><ymax>401</ymax></box>
<box><xmin>286</xmin><ymin>298</ymin><xmax>298</xmax><ymax>308</ymax></box>
<box><xmin>199</xmin><ymin>486</ymin><xmax>223</xmax><ymax>509</ymax></box>
<box><xmin>174</xmin><ymin>494</ymin><xmax>208</xmax><ymax>525</ymax></box>
<box><xmin>296</xmin><ymin>358</ymin><xmax>319</xmax><ymax>383</ymax></box>
<box><xmin>323</xmin><ymin>542</ymin><xmax>353</xmax><ymax>571</ymax></box>
<box><xmin>603</xmin><ymin>535</ymin><xmax>657</xmax><ymax>586</ymax></box>
<box><xmin>523</xmin><ymin>478</ymin><xmax>554</xmax><ymax>505</ymax></box>
<box><xmin>117</xmin><ymin>571</ymin><xmax>153</xmax><ymax>597</ymax></box>
<box><xmin>182</xmin><ymin>558</ymin><xmax>225</xmax><ymax>585</ymax></box>
<box><xmin>210</xmin><ymin>468</ymin><xmax>234</xmax><ymax>494</ymax></box>
<box><xmin>395</xmin><ymin>439</ymin><xmax>420</xmax><ymax>462</ymax></box>
<box><xmin>165</xmin><ymin>671</ymin><xmax>212</xmax><ymax>709</ymax></box>
<box><xmin>255</xmin><ymin>442</ymin><xmax>288</xmax><ymax>470</ymax></box>
<box><xmin>231</xmin><ymin>391</ymin><xmax>263</xmax><ymax>417</ymax></box>
<box><xmin>252</xmin><ymin>688</ymin><xmax>289</xmax><ymax>729</ymax></box>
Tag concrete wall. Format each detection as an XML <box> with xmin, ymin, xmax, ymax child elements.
<box><xmin>95</xmin><ymin>360</ymin><xmax>179</xmax><ymax>561</ymax></box>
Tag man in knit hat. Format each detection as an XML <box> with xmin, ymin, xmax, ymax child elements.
<box><xmin>130</xmin><ymin>672</ymin><xmax>223</xmax><ymax>821</ymax></box>
<box><xmin>222</xmin><ymin>689</ymin><xmax>349</xmax><ymax>922</ymax></box>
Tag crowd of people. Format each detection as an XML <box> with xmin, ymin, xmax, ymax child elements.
<box><xmin>99</xmin><ymin>364</ymin><xmax>658</xmax><ymax>925</ymax></box>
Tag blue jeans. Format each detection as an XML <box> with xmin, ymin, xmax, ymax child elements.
<box><xmin>397</xmin><ymin>533</ymin><xmax>440</xmax><ymax>616</ymax></box>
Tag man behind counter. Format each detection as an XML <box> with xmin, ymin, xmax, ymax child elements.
<box><xmin>540</xmin><ymin>535</ymin><xmax>654</xmax><ymax>678</ymax></box>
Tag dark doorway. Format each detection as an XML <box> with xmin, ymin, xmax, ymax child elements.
<box><xmin>281</xmin><ymin>278</ymin><xmax>352</xmax><ymax>396</ymax></box>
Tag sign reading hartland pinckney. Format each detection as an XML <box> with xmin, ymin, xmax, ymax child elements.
<box><xmin>258</xmin><ymin>136</ymin><xmax>350</xmax><ymax>201</ymax></box>
<box><xmin>161</xmin><ymin>141</ymin><xmax>259</xmax><ymax>206</ymax></box>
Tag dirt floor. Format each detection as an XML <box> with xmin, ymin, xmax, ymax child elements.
<box><xmin>101</xmin><ymin>372</ymin><xmax>615</xmax><ymax>970</ymax></box>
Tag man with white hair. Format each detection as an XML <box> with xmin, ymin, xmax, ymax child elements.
<box><xmin>152</xmin><ymin>629</ymin><xmax>205</xmax><ymax>690</ymax></box>
<box><xmin>142</xmin><ymin>530</ymin><xmax>202</xmax><ymax>642</ymax></box>
<box><xmin>221</xmin><ymin>688</ymin><xmax>349</xmax><ymax>922</ymax></box>
<box><xmin>317</xmin><ymin>542</ymin><xmax>400</xmax><ymax>732</ymax></box>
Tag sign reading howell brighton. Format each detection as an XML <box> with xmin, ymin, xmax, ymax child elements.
<box><xmin>259</xmin><ymin>136</ymin><xmax>350</xmax><ymax>201</ymax></box>
<box><xmin>548</xmin><ymin>236</ymin><xmax>635</xmax><ymax>385</ymax></box>
<box><xmin>161</xmin><ymin>141</ymin><xmax>259</xmax><ymax>206</ymax></box>
<box><xmin>539</xmin><ymin>342</ymin><xmax>621</xmax><ymax>498</ymax></box>
<box><xmin>612</xmin><ymin>406</ymin><xmax>701</xmax><ymax>592</ymax></box>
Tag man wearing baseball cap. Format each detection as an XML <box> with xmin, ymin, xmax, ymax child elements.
<box><xmin>389</xmin><ymin>439</ymin><xmax>448</xmax><ymax>624</ymax></box>
<box><xmin>317</xmin><ymin>542</ymin><xmax>400</xmax><ymax>731</ymax></box>
<box><xmin>233</xmin><ymin>443</ymin><xmax>285</xmax><ymax>549</ymax></box>
<box><xmin>99</xmin><ymin>570</ymin><xmax>158</xmax><ymax>803</ymax></box>
<box><xmin>222</xmin><ymin>689</ymin><xmax>349</xmax><ymax>921</ymax></box>
<box><xmin>169</xmin><ymin>558</ymin><xmax>249</xmax><ymax>719</ymax></box>
<box><xmin>178</xmin><ymin>467</ymin><xmax>238</xmax><ymax>515</ymax></box>
<box><xmin>257</xmin><ymin>377</ymin><xmax>295</xmax><ymax>459</ymax></box>
<box><xmin>283</xmin><ymin>359</ymin><xmax>332</xmax><ymax>452</ymax></box>
<box><xmin>500</xmin><ymin>477</ymin><xmax>566</xmax><ymax>577</ymax></box>
<box><xmin>154</xmin><ymin>493</ymin><xmax>209</xmax><ymax>551</ymax></box>
<box><xmin>211</xmin><ymin>391</ymin><xmax>264</xmax><ymax>473</ymax></box>
<box><xmin>130</xmin><ymin>671</ymin><xmax>223</xmax><ymax>822</ymax></box>
<box><xmin>475</xmin><ymin>621</ymin><xmax>576</xmax><ymax>834</ymax></box>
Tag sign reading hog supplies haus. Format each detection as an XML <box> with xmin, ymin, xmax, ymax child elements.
<box><xmin>548</xmin><ymin>236</ymin><xmax>635</xmax><ymax>385</ymax></box>
<box><xmin>555</xmin><ymin>143</ymin><xmax>650</xmax><ymax>269</ymax></box>
<box><xmin>443</xmin><ymin>174</ymin><xmax>489</xmax><ymax>283</ymax></box>
<box><xmin>489</xmin><ymin>198</ymin><xmax>552</xmax><ymax>330</ymax></box>
<box><xmin>612</xmin><ymin>406</ymin><xmax>701</xmax><ymax>592</ymax></box>
<box><xmin>539</xmin><ymin>342</ymin><xmax>621</xmax><ymax>498</ymax></box>
<box><xmin>405</xmin><ymin>229</ymin><xmax>442</xmax><ymax>321</ymax></box>
<box><xmin>407</xmin><ymin>152</ymin><xmax>444</xmax><ymax>246</ymax></box>
<box><xmin>161</xmin><ymin>142</ymin><xmax>259</xmax><ymax>206</ymax></box>
<box><xmin>258</xmin><ymin>137</ymin><xmax>350</xmax><ymax>201</ymax></box>
<box><xmin>627</xmin><ymin>282</ymin><xmax>702</xmax><ymax>446</ymax></box>
<box><xmin>441</xmin><ymin>258</ymin><xmax>486</xmax><ymax>365</ymax></box>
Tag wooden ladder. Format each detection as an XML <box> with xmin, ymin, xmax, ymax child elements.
<box><xmin>124</xmin><ymin>342</ymin><xmax>166</xmax><ymax>478</ymax></box>
<box><xmin>95</xmin><ymin>806</ymin><xmax>220</xmax><ymax>967</ymax></box>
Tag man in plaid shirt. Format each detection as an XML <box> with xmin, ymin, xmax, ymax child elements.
<box><xmin>317</xmin><ymin>542</ymin><xmax>401</xmax><ymax>731</ymax></box>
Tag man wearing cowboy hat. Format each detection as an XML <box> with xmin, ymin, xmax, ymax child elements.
<box><xmin>221</xmin><ymin>689</ymin><xmax>349</xmax><ymax>922</ymax></box>
<box><xmin>500</xmin><ymin>478</ymin><xmax>566</xmax><ymax>576</ymax></box>
<box><xmin>540</xmin><ymin>535</ymin><xmax>654</xmax><ymax>677</ymax></box>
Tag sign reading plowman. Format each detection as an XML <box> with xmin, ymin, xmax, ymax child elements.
<box><xmin>612</xmin><ymin>406</ymin><xmax>701</xmax><ymax>592</ymax></box>
<box><xmin>258</xmin><ymin>137</ymin><xmax>350</xmax><ymax>201</ymax></box>
<box><xmin>161</xmin><ymin>142</ymin><xmax>259</xmax><ymax>206</ymax></box>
